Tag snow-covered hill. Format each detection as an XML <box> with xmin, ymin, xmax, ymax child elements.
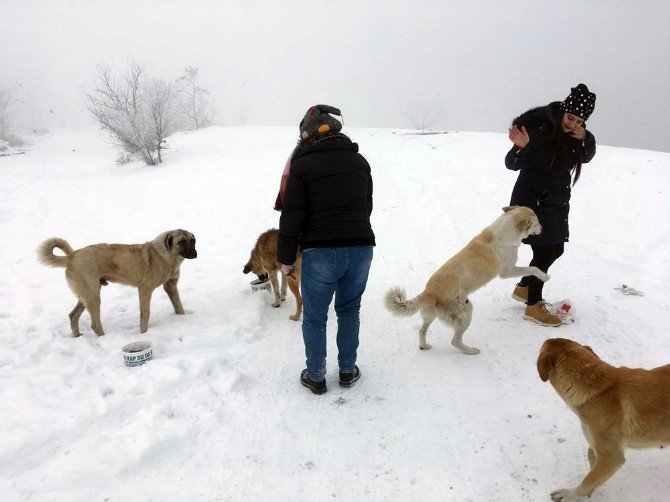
<box><xmin>1</xmin><ymin>126</ymin><xmax>668</xmax><ymax>501</ymax></box>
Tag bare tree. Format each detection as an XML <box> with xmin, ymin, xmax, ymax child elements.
<box><xmin>146</xmin><ymin>78</ymin><xmax>178</xmax><ymax>163</ymax></box>
<box><xmin>175</xmin><ymin>66</ymin><xmax>212</xmax><ymax>130</ymax></box>
<box><xmin>84</xmin><ymin>61</ymin><xmax>177</xmax><ymax>165</ymax></box>
<box><xmin>0</xmin><ymin>84</ymin><xmax>27</xmax><ymax>148</ymax></box>
<box><xmin>402</xmin><ymin>94</ymin><xmax>445</xmax><ymax>132</ymax></box>
<box><xmin>0</xmin><ymin>85</ymin><xmax>15</xmax><ymax>142</ymax></box>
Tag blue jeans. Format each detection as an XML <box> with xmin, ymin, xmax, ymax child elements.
<box><xmin>301</xmin><ymin>246</ymin><xmax>373</xmax><ymax>381</ymax></box>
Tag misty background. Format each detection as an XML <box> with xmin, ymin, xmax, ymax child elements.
<box><xmin>2</xmin><ymin>0</ymin><xmax>669</xmax><ymax>152</ymax></box>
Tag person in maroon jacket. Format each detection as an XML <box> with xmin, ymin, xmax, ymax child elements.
<box><xmin>278</xmin><ymin>105</ymin><xmax>375</xmax><ymax>395</ymax></box>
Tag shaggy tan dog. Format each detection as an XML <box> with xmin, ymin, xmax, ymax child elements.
<box><xmin>243</xmin><ymin>228</ymin><xmax>302</xmax><ymax>321</ymax></box>
<box><xmin>38</xmin><ymin>229</ymin><xmax>197</xmax><ymax>336</ymax></box>
<box><xmin>538</xmin><ymin>338</ymin><xmax>670</xmax><ymax>501</ymax></box>
<box><xmin>385</xmin><ymin>206</ymin><xmax>547</xmax><ymax>354</ymax></box>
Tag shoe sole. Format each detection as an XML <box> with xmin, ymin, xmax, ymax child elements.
<box><xmin>523</xmin><ymin>314</ymin><xmax>561</xmax><ymax>327</ymax></box>
<box><xmin>300</xmin><ymin>379</ymin><xmax>327</xmax><ymax>395</ymax></box>
<box><xmin>339</xmin><ymin>377</ymin><xmax>360</xmax><ymax>388</ymax></box>
<box><xmin>511</xmin><ymin>293</ymin><xmax>527</xmax><ymax>303</ymax></box>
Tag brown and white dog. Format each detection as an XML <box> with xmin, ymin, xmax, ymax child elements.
<box><xmin>38</xmin><ymin>229</ymin><xmax>197</xmax><ymax>336</ymax></box>
<box><xmin>538</xmin><ymin>338</ymin><xmax>670</xmax><ymax>501</ymax></box>
<box><xmin>385</xmin><ymin>206</ymin><xmax>547</xmax><ymax>354</ymax></box>
<box><xmin>243</xmin><ymin>228</ymin><xmax>302</xmax><ymax>321</ymax></box>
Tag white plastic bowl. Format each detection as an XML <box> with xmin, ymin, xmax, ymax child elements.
<box><xmin>122</xmin><ymin>341</ymin><xmax>153</xmax><ymax>367</ymax></box>
<box><xmin>250</xmin><ymin>279</ymin><xmax>271</xmax><ymax>293</ymax></box>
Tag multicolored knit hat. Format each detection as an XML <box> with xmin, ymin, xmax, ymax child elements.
<box><xmin>560</xmin><ymin>83</ymin><xmax>596</xmax><ymax>120</ymax></box>
<box><xmin>299</xmin><ymin>105</ymin><xmax>342</xmax><ymax>141</ymax></box>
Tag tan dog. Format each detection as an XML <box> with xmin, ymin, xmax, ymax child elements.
<box><xmin>385</xmin><ymin>206</ymin><xmax>547</xmax><ymax>354</ymax></box>
<box><xmin>538</xmin><ymin>338</ymin><xmax>670</xmax><ymax>501</ymax></box>
<box><xmin>38</xmin><ymin>230</ymin><xmax>197</xmax><ymax>336</ymax></box>
<box><xmin>243</xmin><ymin>228</ymin><xmax>302</xmax><ymax>321</ymax></box>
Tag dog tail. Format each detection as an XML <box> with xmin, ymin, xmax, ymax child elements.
<box><xmin>37</xmin><ymin>238</ymin><xmax>73</xmax><ymax>268</ymax></box>
<box><xmin>384</xmin><ymin>286</ymin><xmax>435</xmax><ymax>317</ymax></box>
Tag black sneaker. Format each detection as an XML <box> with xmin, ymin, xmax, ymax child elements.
<box><xmin>339</xmin><ymin>366</ymin><xmax>361</xmax><ymax>387</ymax></box>
<box><xmin>300</xmin><ymin>369</ymin><xmax>327</xmax><ymax>395</ymax></box>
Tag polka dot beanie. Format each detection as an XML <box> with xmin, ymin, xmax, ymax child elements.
<box><xmin>560</xmin><ymin>83</ymin><xmax>596</xmax><ymax>120</ymax></box>
<box><xmin>299</xmin><ymin>105</ymin><xmax>342</xmax><ymax>141</ymax></box>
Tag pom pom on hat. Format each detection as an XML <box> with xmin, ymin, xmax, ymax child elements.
<box><xmin>299</xmin><ymin>104</ymin><xmax>342</xmax><ymax>140</ymax></box>
<box><xmin>560</xmin><ymin>83</ymin><xmax>596</xmax><ymax>120</ymax></box>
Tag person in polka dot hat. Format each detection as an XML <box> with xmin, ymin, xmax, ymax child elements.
<box><xmin>560</xmin><ymin>83</ymin><xmax>596</xmax><ymax>122</ymax></box>
<box><xmin>504</xmin><ymin>84</ymin><xmax>597</xmax><ymax>327</ymax></box>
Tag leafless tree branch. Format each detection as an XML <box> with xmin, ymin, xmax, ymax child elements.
<box><xmin>83</xmin><ymin>60</ymin><xmax>177</xmax><ymax>165</ymax></box>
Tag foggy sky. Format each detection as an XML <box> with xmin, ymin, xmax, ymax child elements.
<box><xmin>2</xmin><ymin>0</ymin><xmax>669</xmax><ymax>151</ymax></box>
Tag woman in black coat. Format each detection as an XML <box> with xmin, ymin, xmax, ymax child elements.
<box><xmin>505</xmin><ymin>84</ymin><xmax>596</xmax><ymax>326</ymax></box>
<box><xmin>278</xmin><ymin>105</ymin><xmax>375</xmax><ymax>395</ymax></box>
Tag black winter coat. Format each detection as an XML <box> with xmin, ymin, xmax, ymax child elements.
<box><xmin>506</xmin><ymin>102</ymin><xmax>596</xmax><ymax>245</ymax></box>
<box><xmin>278</xmin><ymin>135</ymin><xmax>375</xmax><ymax>265</ymax></box>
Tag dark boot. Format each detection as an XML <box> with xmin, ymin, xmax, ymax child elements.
<box><xmin>300</xmin><ymin>369</ymin><xmax>327</xmax><ymax>394</ymax></box>
<box><xmin>339</xmin><ymin>365</ymin><xmax>361</xmax><ymax>387</ymax></box>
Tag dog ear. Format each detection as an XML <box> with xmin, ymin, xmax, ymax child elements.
<box><xmin>163</xmin><ymin>233</ymin><xmax>173</xmax><ymax>251</ymax></box>
<box><xmin>243</xmin><ymin>265</ymin><xmax>251</xmax><ymax>274</ymax></box>
<box><xmin>537</xmin><ymin>351</ymin><xmax>554</xmax><ymax>382</ymax></box>
<box><xmin>515</xmin><ymin>216</ymin><xmax>532</xmax><ymax>232</ymax></box>
<box><xmin>502</xmin><ymin>206</ymin><xmax>516</xmax><ymax>213</ymax></box>
<box><xmin>584</xmin><ymin>345</ymin><xmax>597</xmax><ymax>357</ymax></box>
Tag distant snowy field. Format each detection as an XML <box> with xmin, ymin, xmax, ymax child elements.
<box><xmin>1</xmin><ymin>126</ymin><xmax>668</xmax><ymax>501</ymax></box>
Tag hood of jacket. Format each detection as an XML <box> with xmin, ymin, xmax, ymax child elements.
<box><xmin>512</xmin><ymin>101</ymin><xmax>563</xmax><ymax>130</ymax></box>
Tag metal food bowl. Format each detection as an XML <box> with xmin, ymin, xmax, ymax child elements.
<box><xmin>250</xmin><ymin>279</ymin><xmax>271</xmax><ymax>293</ymax></box>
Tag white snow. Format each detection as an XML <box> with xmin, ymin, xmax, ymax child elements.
<box><xmin>1</xmin><ymin>126</ymin><xmax>668</xmax><ymax>501</ymax></box>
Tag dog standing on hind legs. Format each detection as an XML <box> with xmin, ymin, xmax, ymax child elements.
<box><xmin>243</xmin><ymin>228</ymin><xmax>302</xmax><ymax>321</ymax></box>
<box><xmin>385</xmin><ymin>206</ymin><xmax>548</xmax><ymax>354</ymax></box>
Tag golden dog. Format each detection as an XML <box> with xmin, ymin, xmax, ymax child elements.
<box><xmin>538</xmin><ymin>337</ymin><xmax>670</xmax><ymax>501</ymax></box>
<box><xmin>243</xmin><ymin>228</ymin><xmax>302</xmax><ymax>321</ymax></box>
<box><xmin>38</xmin><ymin>229</ymin><xmax>197</xmax><ymax>336</ymax></box>
<box><xmin>385</xmin><ymin>206</ymin><xmax>547</xmax><ymax>354</ymax></box>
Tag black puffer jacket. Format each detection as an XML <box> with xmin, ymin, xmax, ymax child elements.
<box><xmin>505</xmin><ymin>102</ymin><xmax>596</xmax><ymax>245</ymax></box>
<box><xmin>278</xmin><ymin>134</ymin><xmax>375</xmax><ymax>265</ymax></box>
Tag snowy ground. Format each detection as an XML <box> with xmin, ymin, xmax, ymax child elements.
<box><xmin>0</xmin><ymin>126</ymin><xmax>668</xmax><ymax>501</ymax></box>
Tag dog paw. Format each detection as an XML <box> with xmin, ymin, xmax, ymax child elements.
<box><xmin>451</xmin><ymin>341</ymin><xmax>480</xmax><ymax>355</ymax></box>
<box><xmin>289</xmin><ymin>314</ymin><xmax>301</xmax><ymax>321</ymax></box>
<box><xmin>550</xmin><ymin>488</ymin><xmax>585</xmax><ymax>501</ymax></box>
<box><xmin>419</xmin><ymin>343</ymin><xmax>432</xmax><ymax>351</ymax></box>
<box><xmin>272</xmin><ymin>302</ymin><xmax>281</xmax><ymax>308</ymax></box>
